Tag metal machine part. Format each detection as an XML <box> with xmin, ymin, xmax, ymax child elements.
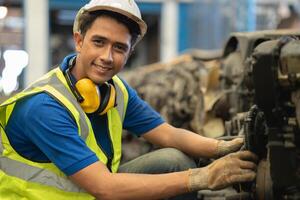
<box><xmin>220</xmin><ymin>35</ymin><xmax>300</xmax><ymax>200</ymax></box>
<box><xmin>221</xmin><ymin>30</ymin><xmax>300</xmax><ymax>116</ymax></box>
<box><xmin>250</xmin><ymin>37</ymin><xmax>300</xmax><ymax>199</ymax></box>
<box><xmin>243</xmin><ymin>105</ymin><xmax>267</xmax><ymax>159</ymax></box>
<box><xmin>255</xmin><ymin>159</ymin><xmax>273</xmax><ymax>200</ymax></box>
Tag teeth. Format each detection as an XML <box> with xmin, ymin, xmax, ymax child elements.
<box><xmin>94</xmin><ymin>64</ymin><xmax>111</xmax><ymax>71</ymax></box>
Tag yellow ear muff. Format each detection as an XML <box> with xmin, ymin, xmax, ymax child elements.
<box><xmin>99</xmin><ymin>84</ymin><xmax>116</xmax><ymax>115</ymax></box>
<box><xmin>75</xmin><ymin>78</ymin><xmax>100</xmax><ymax>113</ymax></box>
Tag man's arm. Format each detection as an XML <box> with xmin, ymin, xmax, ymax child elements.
<box><xmin>142</xmin><ymin>122</ymin><xmax>242</xmax><ymax>158</ymax></box>
<box><xmin>70</xmin><ymin>151</ymin><xmax>257</xmax><ymax>200</ymax></box>
<box><xmin>70</xmin><ymin>161</ymin><xmax>189</xmax><ymax>200</ymax></box>
<box><xmin>70</xmin><ymin>123</ymin><xmax>256</xmax><ymax>200</ymax></box>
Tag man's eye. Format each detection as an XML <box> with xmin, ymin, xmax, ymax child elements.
<box><xmin>114</xmin><ymin>44</ymin><xmax>127</xmax><ymax>53</ymax></box>
<box><xmin>94</xmin><ymin>40</ymin><xmax>105</xmax><ymax>46</ymax></box>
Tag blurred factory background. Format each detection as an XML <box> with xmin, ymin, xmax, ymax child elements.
<box><xmin>0</xmin><ymin>0</ymin><xmax>299</xmax><ymax>97</ymax></box>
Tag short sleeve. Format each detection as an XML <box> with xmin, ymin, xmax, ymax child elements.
<box><xmin>6</xmin><ymin>93</ymin><xmax>99</xmax><ymax>176</ymax></box>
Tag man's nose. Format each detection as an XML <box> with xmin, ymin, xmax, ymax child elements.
<box><xmin>100</xmin><ymin>46</ymin><xmax>113</xmax><ymax>63</ymax></box>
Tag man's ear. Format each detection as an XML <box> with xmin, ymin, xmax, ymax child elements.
<box><xmin>128</xmin><ymin>47</ymin><xmax>135</xmax><ymax>59</ymax></box>
<box><xmin>123</xmin><ymin>48</ymin><xmax>134</xmax><ymax>64</ymax></box>
<box><xmin>73</xmin><ymin>32</ymin><xmax>83</xmax><ymax>53</ymax></box>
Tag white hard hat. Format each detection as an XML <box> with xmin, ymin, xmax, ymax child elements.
<box><xmin>73</xmin><ymin>0</ymin><xmax>147</xmax><ymax>45</ymax></box>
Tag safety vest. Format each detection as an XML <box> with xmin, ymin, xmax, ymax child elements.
<box><xmin>0</xmin><ymin>67</ymin><xmax>129</xmax><ymax>200</ymax></box>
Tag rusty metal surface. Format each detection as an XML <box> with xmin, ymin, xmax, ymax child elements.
<box><xmin>223</xmin><ymin>29</ymin><xmax>300</xmax><ymax>61</ymax></box>
<box><xmin>122</xmin><ymin>55</ymin><xmax>224</xmax><ymax>136</ymax></box>
<box><xmin>255</xmin><ymin>159</ymin><xmax>273</xmax><ymax>200</ymax></box>
<box><xmin>292</xmin><ymin>90</ymin><xmax>300</xmax><ymax>126</ymax></box>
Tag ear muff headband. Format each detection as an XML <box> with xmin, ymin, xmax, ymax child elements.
<box><xmin>65</xmin><ymin>67</ymin><xmax>84</xmax><ymax>103</ymax></box>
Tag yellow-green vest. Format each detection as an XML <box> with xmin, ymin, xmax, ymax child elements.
<box><xmin>0</xmin><ymin>67</ymin><xmax>129</xmax><ymax>200</ymax></box>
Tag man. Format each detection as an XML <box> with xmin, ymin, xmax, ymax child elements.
<box><xmin>0</xmin><ymin>0</ymin><xmax>257</xmax><ymax>199</ymax></box>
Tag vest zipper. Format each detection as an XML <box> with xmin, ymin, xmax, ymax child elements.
<box><xmin>92</xmin><ymin>115</ymin><xmax>115</xmax><ymax>172</ymax></box>
<box><xmin>106</xmin><ymin>118</ymin><xmax>114</xmax><ymax>172</ymax></box>
<box><xmin>96</xmin><ymin>139</ymin><xmax>113</xmax><ymax>172</ymax></box>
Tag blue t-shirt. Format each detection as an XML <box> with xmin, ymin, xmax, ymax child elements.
<box><xmin>5</xmin><ymin>54</ymin><xmax>164</xmax><ymax>176</ymax></box>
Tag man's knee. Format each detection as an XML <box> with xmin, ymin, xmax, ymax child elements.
<box><xmin>156</xmin><ymin>148</ymin><xmax>197</xmax><ymax>171</ymax></box>
<box><xmin>118</xmin><ymin>147</ymin><xmax>197</xmax><ymax>174</ymax></box>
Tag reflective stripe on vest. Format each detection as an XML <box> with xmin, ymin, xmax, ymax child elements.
<box><xmin>0</xmin><ymin>67</ymin><xmax>128</xmax><ymax>197</ymax></box>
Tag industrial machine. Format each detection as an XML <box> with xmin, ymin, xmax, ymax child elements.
<box><xmin>217</xmin><ymin>31</ymin><xmax>300</xmax><ymax>200</ymax></box>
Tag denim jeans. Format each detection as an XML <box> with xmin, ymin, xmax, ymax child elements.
<box><xmin>118</xmin><ymin>148</ymin><xmax>198</xmax><ymax>200</ymax></box>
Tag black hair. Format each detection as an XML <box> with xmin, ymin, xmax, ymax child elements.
<box><xmin>78</xmin><ymin>10</ymin><xmax>140</xmax><ymax>45</ymax></box>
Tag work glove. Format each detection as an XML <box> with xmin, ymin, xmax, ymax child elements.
<box><xmin>215</xmin><ymin>138</ymin><xmax>244</xmax><ymax>158</ymax></box>
<box><xmin>188</xmin><ymin>151</ymin><xmax>257</xmax><ymax>191</ymax></box>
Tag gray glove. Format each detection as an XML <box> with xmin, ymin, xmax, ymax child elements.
<box><xmin>215</xmin><ymin>138</ymin><xmax>244</xmax><ymax>158</ymax></box>
<box><xmin>188</xmin><ymin>151</ymin><xmax>257</xmax><ymax>191</ymax></box>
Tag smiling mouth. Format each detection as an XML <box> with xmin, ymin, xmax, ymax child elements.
<box><xmin>93</xmin><ymin>63</ymin><xmax>112</xmax><ymax>72</ymax></box>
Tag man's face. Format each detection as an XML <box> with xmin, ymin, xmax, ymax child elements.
<box><xmin>73</xmin><ymin>15</ymin><xmax>132</xmax><ymax>84</ymax></box>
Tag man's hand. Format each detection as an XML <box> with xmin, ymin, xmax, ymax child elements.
<box><xmin>215</xmin><ymin>138</ymin><xmax>244</xmax><ymax>158</ymax></box>
<box><xmin>188</xmin><ymin>151</ymin><xmax>257</xmax><ymax>191</ymax></box>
